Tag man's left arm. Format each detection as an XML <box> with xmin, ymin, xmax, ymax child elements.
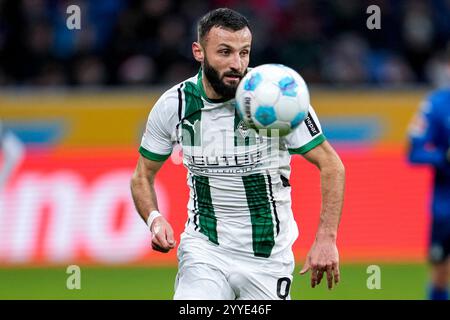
<box><xmin>299</xmin><ymin>140</ymin><xmax>345</xmax><ymax>289</ymax></box>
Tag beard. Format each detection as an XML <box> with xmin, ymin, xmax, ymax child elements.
<box><xmin>203</xmin><ymin>56</ymin><xmax>244</xmax><ymax>100</ymax></box>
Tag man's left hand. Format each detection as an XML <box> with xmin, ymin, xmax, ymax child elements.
<box><xmin>299</xmin><ymin>238</ymin><xmax>340</xmax><ymax>289</ymax></box>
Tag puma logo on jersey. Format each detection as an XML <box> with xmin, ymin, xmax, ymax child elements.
<box><xmin>183</xmin><ymin>119</ymin><xmax>199</xmax><ymax>133</ymax></box>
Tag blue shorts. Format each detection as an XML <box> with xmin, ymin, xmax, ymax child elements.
<box><xmin>429</xmin><ymin>216</ymin><xmax>450</xmax><ymax>264</ymax></box>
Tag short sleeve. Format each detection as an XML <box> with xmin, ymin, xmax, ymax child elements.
<box><xmin>407</xmin><ymin>92</ymin><xmax>448</xmax><ymax>167</ymax></box>
<box><xmin>139</xmin><ymin>92</ymin><xmax>178</xmax><ymax>162</ymax></box>
<box><xmin>284</xmin><ymin>105</ymin><xmax>326</xmax><ymax>155</ymax></box>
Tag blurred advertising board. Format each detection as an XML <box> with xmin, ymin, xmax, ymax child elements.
<box><xmin>0</xmin><ymin>90</ymin><xmax>432</xmax><ymax>265</ymax></box>
<box><xmin>0</xmin><ymin>145</ymin><xmax>431</xmax><ymax>266</ymax></box>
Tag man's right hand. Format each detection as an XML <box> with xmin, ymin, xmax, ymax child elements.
<box><xmin>150</xmin><ymin>216</ymin><xmax>176</xmax><ymax>253</ymax></box>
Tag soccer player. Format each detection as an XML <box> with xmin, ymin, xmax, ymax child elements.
<box><xmin>407</xmin><ymin>48</ymin><xmax>450</xmax><ymax>300</ymax></box>
<box><xmin>131</xmin><ymin>8</ymin><xmax>345</xmax><ymax>300</ymax></box>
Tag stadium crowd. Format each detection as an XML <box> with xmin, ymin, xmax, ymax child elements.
<box><xmin>0</xmin><ymin>0</ymin><xmax>449</xmax><ymax>87</ymax></box>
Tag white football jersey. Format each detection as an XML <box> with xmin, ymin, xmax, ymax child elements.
<box><xmin>140</xmin><ymin>70</ymin><xmax>326</xmax><ymax>260</ymax></box>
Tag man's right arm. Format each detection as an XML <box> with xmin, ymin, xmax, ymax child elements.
<box><xmin>132</xmin><ymin>89</ymin><xmax>179</xmax><ymax>252</ymax></box>
<box><xmin>130</xmin><ymin>155</ymin><xmax>176</xmax><ymax>253</ymax></box>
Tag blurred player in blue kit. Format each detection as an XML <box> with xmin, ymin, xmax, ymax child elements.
<box><xmin>408</xmin><ymin>46</ymin><xmax>450</xmax><ymax>300</ymax></box>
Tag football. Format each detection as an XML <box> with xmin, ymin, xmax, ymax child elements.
<box><xmin>235</xmin><ymin>64</ymin><xmax>310</xmax><ymax>137</ymax></box>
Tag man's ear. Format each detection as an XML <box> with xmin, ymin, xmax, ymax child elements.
<box><xmin>192</xmin><ymin>42</ymin><xmax>204</xmax><ymax>62</ymax></box>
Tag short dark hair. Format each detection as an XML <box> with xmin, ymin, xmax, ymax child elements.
<box><xmin>197</xmin><ymin>8</ymin><xmax>250</xmax><ymax>43</ymax></box>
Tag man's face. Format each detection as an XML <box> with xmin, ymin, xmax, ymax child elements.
<box><xmin>201</xmin><ymin>26</ymin><xmax>252</xmax><ymax>99</ymax></box>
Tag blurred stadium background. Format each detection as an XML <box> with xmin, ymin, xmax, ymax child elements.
<box><xmin>1</xmin><ymin>0</ymin><xmax>449</xmax><ymax>299</ymax></box>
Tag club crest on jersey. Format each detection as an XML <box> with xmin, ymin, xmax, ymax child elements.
<box><xmin>238</xmin><ymin>120</ymin><xmax>250</xmax><ymax>138</ymax></box>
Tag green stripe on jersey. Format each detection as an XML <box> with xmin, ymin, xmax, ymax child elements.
<box><xmin>193</xmin><ymin>175</ymin><xmax>218</xmax><ymax>245</ymax></box>
<box><xmin>288</xmin><ymin>134</ymin><xmax>326</xmax><ymax>155</ymax></box>
<box><xmin>182</xmin><ymin>82</ymin><xmax>203</xmax><ymax>146</ymax></box>
<box><xmin>242</xmin><ymin>174</ymin><xmax>275</xmax><ymax>258</ymax></box>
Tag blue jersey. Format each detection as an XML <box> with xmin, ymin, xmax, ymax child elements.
<box><xmin>408</xmin><ymin>89</ymin><xmax>450</xmax><ymax>218</ymax></box>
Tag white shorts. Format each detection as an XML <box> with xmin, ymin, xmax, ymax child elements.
<box><xmin>173</xmin><ymin>232</ymin><xmax>295</xmax><ymax>300</ymax></box>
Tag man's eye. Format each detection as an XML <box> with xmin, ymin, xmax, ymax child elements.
<box><xmin>220</xmin><ymin>50</ymin><xmax>230</xmax><ymax>55</ymax></box>
<box><xmin>240</xmin><ymin>51</ymin><xmax>249</xmax><ymax>57</ymax></box>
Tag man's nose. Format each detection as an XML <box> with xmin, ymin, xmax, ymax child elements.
<box><xmin>229</xmin><ymin>53</ymin><xmax>242</xmax><ymax>72</ymax></box>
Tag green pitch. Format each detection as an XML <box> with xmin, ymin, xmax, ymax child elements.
<box><xmin>0</xmin><ymin>263</ymin><xmax>428</xmax><ymax>300</ymax></box>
